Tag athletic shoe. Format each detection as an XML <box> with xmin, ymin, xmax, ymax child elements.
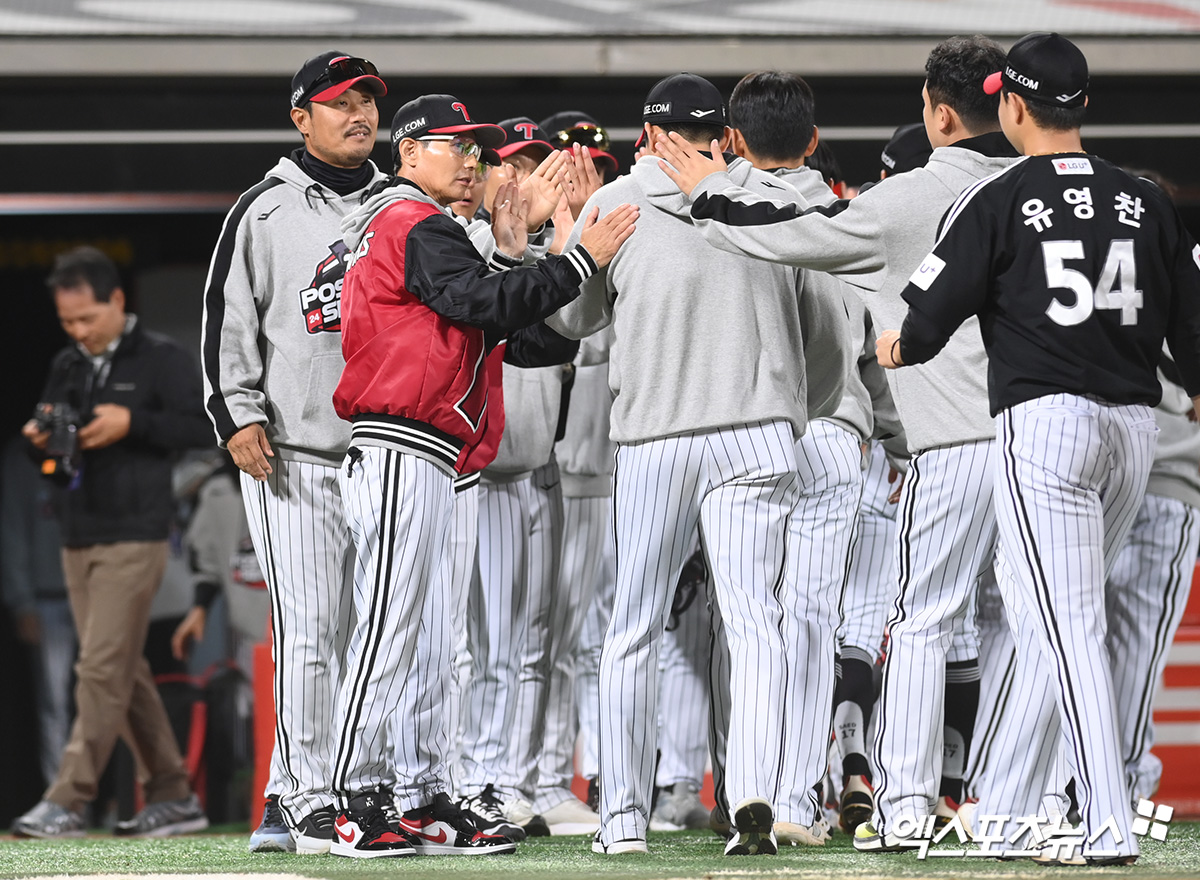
<box><xmin>839</xmin><ymin>774</ymin><xmax>874</xmax><ymax>834</ymax></box>
<box><xmin>397</xmin><ymin>792</ymin><xmax>517</xmax><ymax>855</ymax></box>
<box><xmin>459</xmin><ymin>784</ymin><xmax>526</xmax><ymax>841</ymax></box>
<box><xmin>709</xmin><ymin>805</ymin><xmax>732</xmax><ymax>839</ymax></box>
<box><xmin>330</xmin><ymin>791</ymin><xmax>416</xmax><ymax>859</ymax></box>
<box><xmin>12</xmin><ymin>800</ymin><xmax>86</xmax><ymax>839</ymax></box>
<box><xmin>591</xmin><ymin>830</ymin><xmax>649</xmax><ymax>854</ymax></box>
<box><xmin>649</xmin><ymin>783</ymin><xmax>710</xmax><ymax>831</ymax></box>
<box><xmin>1030</xmin><ymin>835</ymin><xmax>1137</xmax><ymax>867</ymax></box>
<box><xmin>377</xmin><ymin>784</ymin><xmax>401</xmax><ymax>828</ymax></box>
<box><xmin>524</xmin><ymin>813</ymin><xmax>551</xmax><ymax>837</ymax></box>
<box><xmin>113</xmin><ymin>794</ymin><xmax>208</xmax><ymax>838</ymax></box>
<box><xmin>542</xmin><ymin>798</ymin><xmax>599</xmax><ymax>835</ymax></box>
<box><xmin>852</xmin><ymin>820</ymin><xmax>916</xmax><ymax>853</ymax></box>
<box><xmin>249</xmin><ymin>794</ymin><xmax>294</xmax><ymax>853</ymax></box>
<box><xmin>774</xmin><ymin>819</ymin><xmax>829</xmax><ymax>846</ymax></box>
<box><xmin>500</xmin><ymin>793</ymin><xmax>549</xmax><ymax>836</ymax></box>
<box><xmin>933</xmin><ymin>795</ymin><xmax>961</xmax><ymax>831</ymax></box>
<box><xmin>586</xmin><ymin>778</ymin><xmax>599</xmax><ymax>812</ymax></box>
<box><xmin>724</xmin><ymin>798</ymin><xmax>777</xmax><ymax>856</ymax></box>
<box><xmin>293</xmin><ymin>803</ymin><xmax>337</xmax><ymax>855</ymax></box>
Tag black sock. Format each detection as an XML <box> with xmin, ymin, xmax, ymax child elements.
<box><xmin>835</xmin><ymin>648</ymin><xmax>877</xmax><ymax>782</ymax></box>
<box><xmin>940</xmin><ymin>659</ymin><xmax>981</xmax><ymax>802</ymax></box>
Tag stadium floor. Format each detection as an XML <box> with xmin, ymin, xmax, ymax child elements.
<box><xmin>3</xmin><ymin>825</ymin><xmax>1200</xmax><ymax>880</ymax></box>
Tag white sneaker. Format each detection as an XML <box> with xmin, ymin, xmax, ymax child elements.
<box><xmin>591</xmin><ymin>830</ymin><xmax>648</xmax><ymax>854</ymax></box>
<box><xmin>774</xmin><ymin>819</ymin><xmax>829</xmax><ymax>846</ymax></box>
<box><xmin>541</xmin><ymin>798</ymin><xmax>600</xmax><ymax>835</ymax></box>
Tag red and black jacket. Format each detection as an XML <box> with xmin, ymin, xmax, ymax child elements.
<box><xmin>334</xmin><ymin>178</ymin><xmax>595</xmax><ymax>474</ymax></box>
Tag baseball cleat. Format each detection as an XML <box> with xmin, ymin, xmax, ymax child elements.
<box><xmin>774</xmin><ymin>818</ymin><xmax>830</xmax><ymax>846</ymax></box>
<box><xmin>249</xmin><ymin>794</ymin><xmax>294</xmax><ymax>853</ymax></box>
<box><xmin>709</xmin><ymin>805</ymin><xmax>732</xmax><ymax>839</ymax></box>
<box><xmin>330</xmin><ymin>792</ymin><xmax>416</xmax><ymax>858</ymax></box>
<box><xmin>650</xmin><ymin>783</ymin><xmax>710</xmax><ymax>831</ymax></box>
<box><xmin>725</xmin><ymin>798</ymin><xmax>777</xmax><ymax>856</ymax></box>
<box><xmin>397</xmin><ymin>792</ymin><xmax>516</xmax><ymax>855</ymax></box>
<box><xmin>591</xmin><ymin>831</ymin><xmax>649</xmax><ymax>854</ymax></box>
<box><xmin>839</xmin><ymin>774</ymin><xmax>874</xmax><ymax>834</ymax></box>
<box><xmin>852</xmin><ymin>820</ymin><xmax>917</xmax><ymax>853</ymax></box>
<box><xmin>458</xmin><ymin>784</ymin><xmax>526</xmax><ymax>841</ymax></box>
<box><xmin>933</xmin><ymin>795</ymin><xmax>962</xmax><ymax>831</ymax></box>
<box><xmin>541</xmin><ymin>797</ymin><xmax>600</xmax><ymax>835</ymax></box>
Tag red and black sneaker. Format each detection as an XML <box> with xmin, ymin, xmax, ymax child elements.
<box><xmin>330</xmin><ymin>791</ymin><xmax>417</xmax><ymax>859</ymax></box>
<box><xmin>396</xmin><ymin>792</ymin><xmax>517</xmax><ymax>856</ymax></box>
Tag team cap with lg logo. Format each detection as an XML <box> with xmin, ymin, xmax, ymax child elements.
<box><xmin>390</xmin><ymin>94</ymin><xmax>507</xmax><ymax>166</ymax></box>
<box><xmin>637</xmin><ymin>72</ymin><xmax>727</xmax><ymax>146</ymax></box>
<box><xmin>290</xmin><ymin>51</ymin><xmax>386</xmax><ymax>109</ymax></box>
<box><xmin>495</xmin><ymin>117</ymin><xmax>555</xmax><ymax>161</ymax></box>
<box><xmin>983</xmin><ymin>32</ymin><xmax>1089</xmax><ymax>108</ymax></box>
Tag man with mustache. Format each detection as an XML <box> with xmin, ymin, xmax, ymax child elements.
<box><xmin>201</xmin><ymin>50</ymin><xmax>388</xmax><ymax>855</ymax></box>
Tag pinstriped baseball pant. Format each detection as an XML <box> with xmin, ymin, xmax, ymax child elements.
<box><xmin>598</xmin><ymin>420</ymin><xmax>798</xmax><ymax>845</ymax></box>
<box><xmin>980</xmin><ymin>395</ymin><xmax>1157</xmax><ymax>858</ymax></box>
<box><xmin>872</xmin><ymin>439</ymin><xmax>997</xmax><ymax>834</ymax></box>
<box><xmin>241</xmin><ymin>460</ymin><xmax>351</xmax><ymax>825</ymax></box>
<box><xmin>332</xmin><ymin>448</ymin><xmax>454</xmax><ymax>810</ymax></box>
<box><xmin>1108</xmin><ymin>493</ymin><xmax>1200</xmax><ymax>801</ymax></box>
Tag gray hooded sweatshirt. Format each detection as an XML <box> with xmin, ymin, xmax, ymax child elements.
<box><xmin>687</xmin><ymin>133</ymin><xmax>1018</xmax><ymax>453</ymax></box>
<box><xmin>202</xmin><ymin>155</ymin><xmax>385</xmax><ymax>464</ymax></box>
<box><xmin>547</xmin><ymin>154</ymin><xmax>811</xmax><ymax>443</ymax></box>
<box><xmin>1148</xmin><ymin>371</ymin><xmax>1200</xmax><ymax>511</ymax></box>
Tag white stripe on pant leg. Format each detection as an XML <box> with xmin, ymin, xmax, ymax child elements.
<box><xmin>241</xmin><ymin>459</ymin><xmax>349</xmax><ymax>825</ymax></box>
<box><xmin>577</xmin><ymin>516</ymin><xmax>615</xmax><ymax>783</ymax></box>
<box><xmin>599</xmin><ymin>436</ymin><xmax>705</xmax><ymax>845</ymax></box>
<box><xmin>1107</xmin><ymin>494</ymin><xmax>1199</xmax><ymax>796</ymax></box>
<box><xmin>538</xmin><ymin>494</ymin><xmax>610</xmax><ymax>808</ymax></box>
<box><xmin>503</xmin><ymin>461</ymin><xmax>566</xmax><ymax>799</ymax></box>
<box><xmin>778</xmin><ymin>420</ymin><xmax>863</xmax><ymax>825</ymax></box>
<box><xmin>700</xmin><ymin>420</ymin><xmax>798</xmax><ymax>815</ymax></box>
<box><xmin>331</xmin><ymin>449</ymin><xmax>454</xmax><ymax>803</ymax></box>
<box><xmin>871</xmin><ymin>440</ymin><xmax>997</xmax><ymax>834</ymax></box>
<box><xmin>459</xmin><ymin>479</ymin><xmax>531</xmax><ymax>794</ymax></box>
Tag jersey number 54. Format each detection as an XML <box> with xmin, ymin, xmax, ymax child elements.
<box><xmin>1042</xmin><ymin>239</ymin><xmax>1143</xmax><ymax>327</ymax></box>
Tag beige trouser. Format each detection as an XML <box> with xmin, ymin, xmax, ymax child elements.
<box><xmin>46</xmin><ymin>541</ymin><xmax>190</xmax><ymax>813</ymax></box>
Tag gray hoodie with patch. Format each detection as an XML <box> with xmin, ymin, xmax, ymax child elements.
<box><xmin>547</xmin><ymin>154</ymin><xmax>813</xmax><ymax>443</ymax></box>
<box><xmin>202</xmin><ymin>155</ymin><xmax>385</xmax><ymax>464</ymax></box>
<box><xmin>687</xmin><ymin>132</ymin><xmax>1018</xmax><ymax>453</ymax></box>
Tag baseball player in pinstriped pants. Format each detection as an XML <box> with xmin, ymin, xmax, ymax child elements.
<box><xmin>550</xmin><ymin>73</ymin><xmax>817</xmax><ymax>856</ymax></box>
<box><xmin>881</xmin><ymin>33</ymin><xmax>1200</xmax><ymax>862</ymax></box>
<box><xmin>200</xmin><ymin>51</ymin><xmax>389</xmax><ymax>854</ymax></box>
<box><xmin>656</xmin><ymin>37</ymin><xmax>1018</xmax><ymax>848</ymax></box>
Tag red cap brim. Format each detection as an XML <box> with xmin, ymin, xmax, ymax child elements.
<box><xmin>309</xmin><ymin>75</ymin><xmax>388</xmax><ymax>104</ymax></box>
<box><xmin>591</xmin><ymin>149</ymin><xmax>618</xmax><ymax>171</ymax></box>
<box><xmin>428</xmin><ymin>123</ymin><xmax>507</xmax><ymax>150</ymax></box>
<box><xmin>496</xmin><ymin>140</ymin><xmax>555</xmax><ymax>160</ymax></box>
<box><xmin>983</xmin><ymin>71</ymin><xmax>1004</xmax><ymax>95</ymax></box>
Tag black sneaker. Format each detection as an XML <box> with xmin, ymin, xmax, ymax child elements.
<box><xmin>330</xmin><ymin>791</ymin><xmax>416</xmax><ymax>859</ymax></box>
<box><xmin>524</xmin><ymin>813</ymin><xmax>551</xmax><ymax>837</ymax></box>
<box><xmin>586</xmin><ymin>778</ymin><xmax>599</xmax><ymax>812</ymax></box>
<box><xmin>458</xmin><ymin>784</ymin><xmax>525</xmax><ymax>841</ymax></box>
<box><xmin>293</xmin><ymin>803</ymin><xmax>337</xmax><ymax>855</ymax></box>
<box><xmin>397</xmin><ymin>792</ymin><xmax>517</xmax><ymax>855</ymax></box>
<box><xmin>113</xmin><ymin>794</ymin><xmax>208</xmax><ymax>838</ymax></box>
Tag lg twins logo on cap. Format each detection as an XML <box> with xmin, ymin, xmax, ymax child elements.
<box><xmin>393</xmin><ymin>116</ymin><xmax>426</xmax><ymax>141</ymax></box>
<box><xmin>451</xmin><ymin>102</ymin><xmax>470</xmax><ymax>120</ymax></box>
<box><xmin>644</xmin><ymin>102</ymin><xmax>671</xmax><ymax>115</ymax></box>
<box><xmin>1053</xmin><ymin>157</ymin><xmax>1093</xmax><ymax>175</ymax></box>
<box><xmin>909</xmin><ymin>252</ymin><xmax>946</xmax><ymax>291</ymax></box>
<box><xmin>515</xmin><ymin>122</ymin><xmax>537</xmax><ymax>140</ymax></box>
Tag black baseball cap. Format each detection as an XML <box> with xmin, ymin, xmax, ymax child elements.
<box><xmin>390</xmin><ymin>95</ymin><xmax>506</xmax><ymax>167</ymax></box>
<box><xmin>637</xmin><ymin>73</ymin><xmax>727</xmax><ymax>146</ymax></box>
<box><xmin>880</xmin><ymin>122</ymin><xmax>932</xmax><ymax>176</ymax></box>
<box><xmin>983</xmin><ymin>32</ymin><xmax>1088</xmax><ymax>109</ymax></box>
<box><xmin>290</xmin><ymin>51</ymin><xmax>386</xmax><ymax>109</ymax></box>
<box><xmin>539</xmin><ymin>110</ymin><xmax>618</xmax><ymax>174</ymax></box>
<box><xmin>496</xmin><ymin>117</ymin><xmax>555</xmax><ymax>161</ymax></box>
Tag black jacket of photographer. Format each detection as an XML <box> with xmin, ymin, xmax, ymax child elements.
<box><xmin>39</xmin><ymin>319</ymin><xmax>213</xmax><ymax>547</ymax></box>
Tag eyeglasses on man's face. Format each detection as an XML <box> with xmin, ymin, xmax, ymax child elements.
<box><xmin>418</xmin><ymin>136</ymin><xmax>483</xmax><ymax>162</ymax></box>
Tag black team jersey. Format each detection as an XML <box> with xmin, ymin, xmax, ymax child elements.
<box><xmin>897</xmin><ymin>152</ymin><xmax>1200</xmax><ymax>415</ymax></box>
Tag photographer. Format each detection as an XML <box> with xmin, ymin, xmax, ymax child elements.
<box><xmin>12</xmin><ymin>246</ymin><xmax>213</xmax><ymax>839</ymax></box>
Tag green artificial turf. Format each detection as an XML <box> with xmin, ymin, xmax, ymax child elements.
<box><xmin>1</xmin><ymin>826</ymin><xmax>1199</xmax><ymax>880</ymax></box>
